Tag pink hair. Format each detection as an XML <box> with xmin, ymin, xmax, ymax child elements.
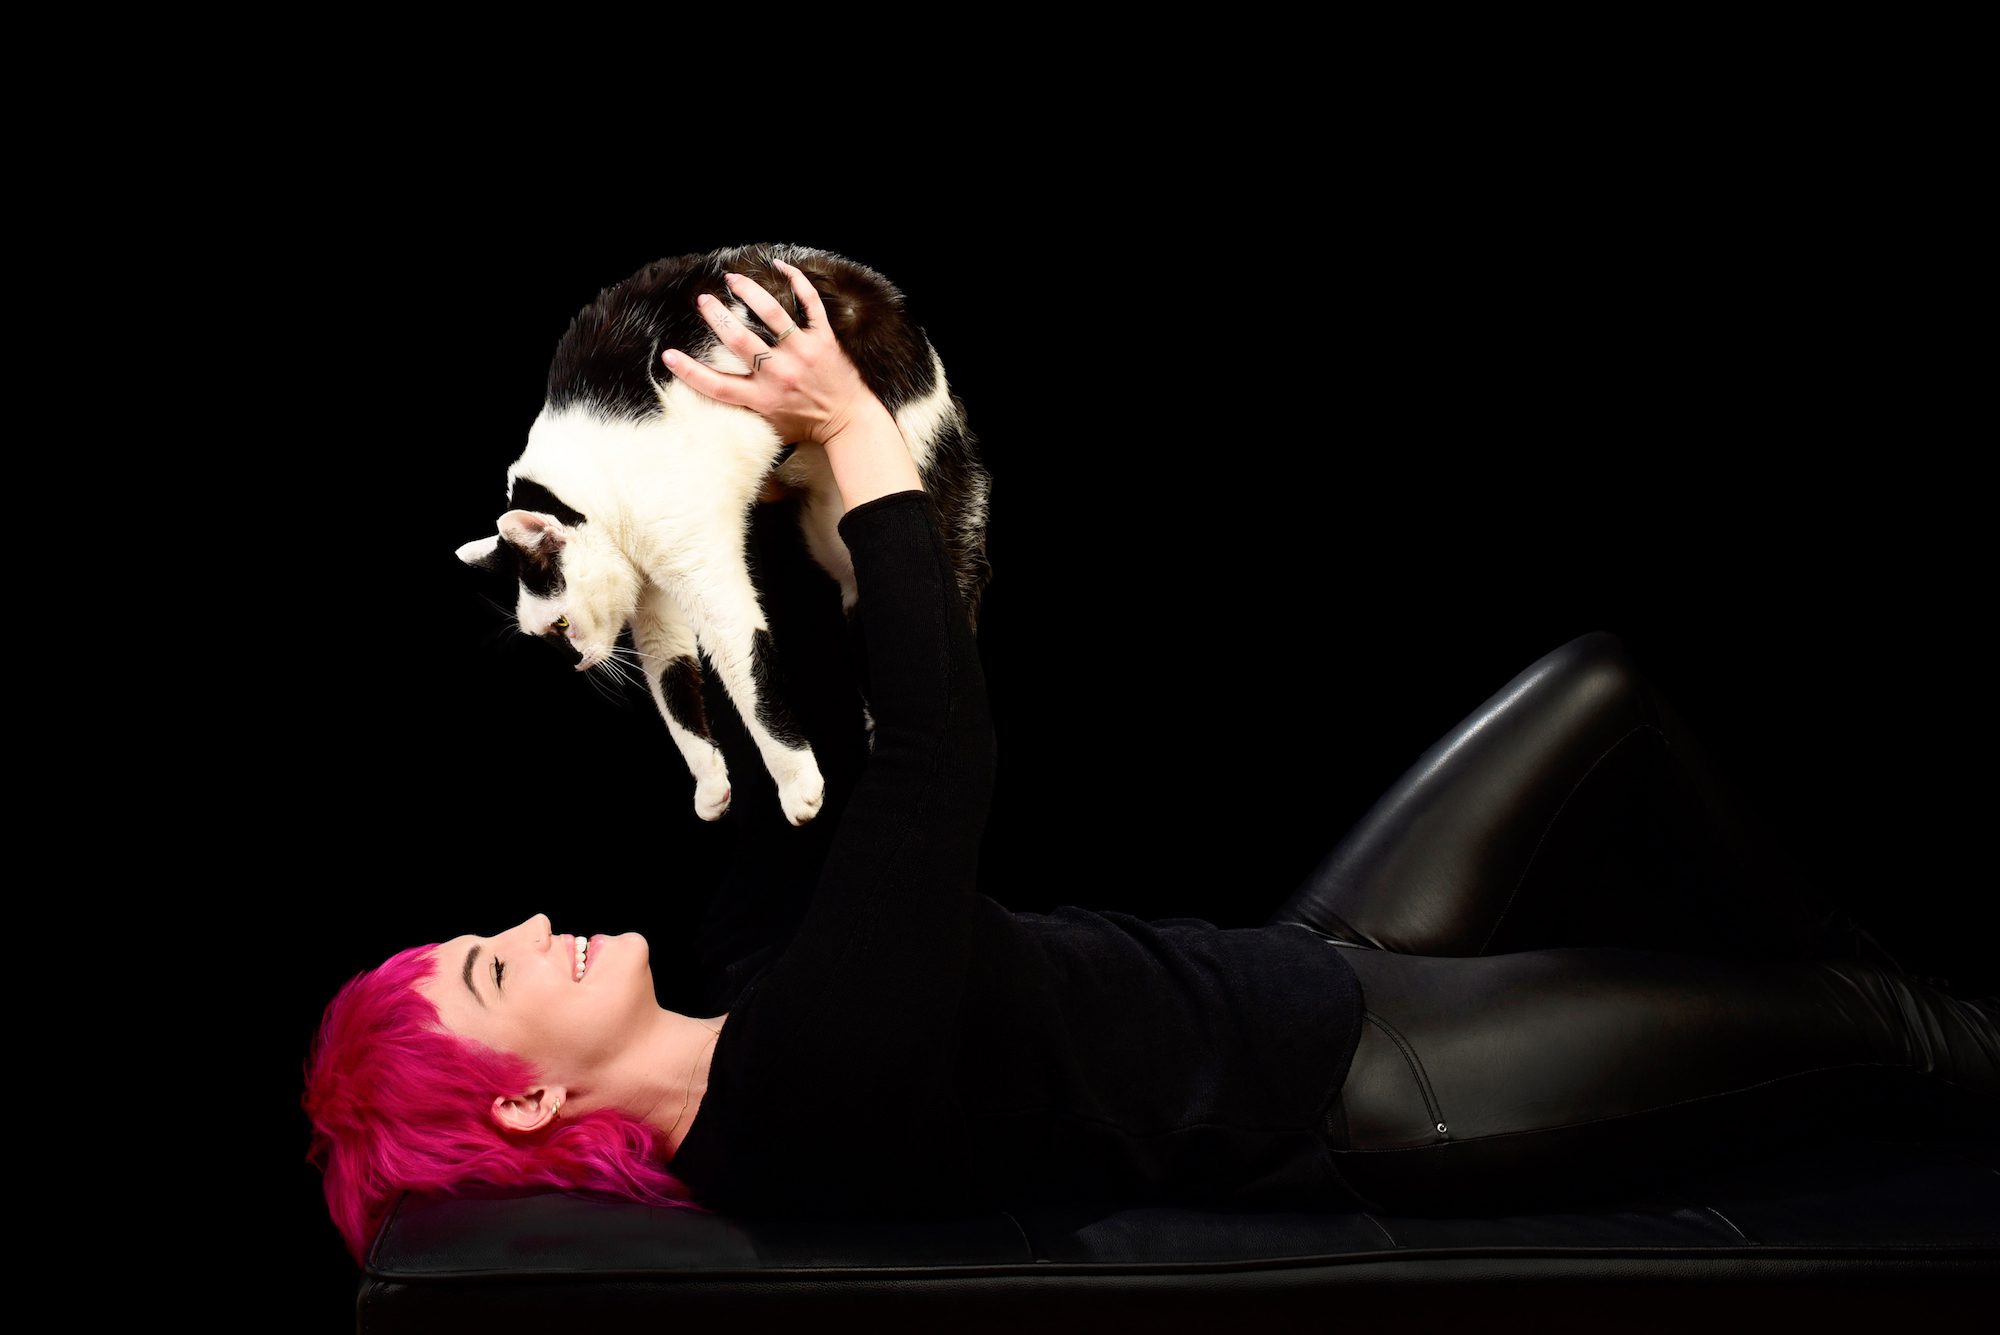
<box><xmin>301</xmin><ymin>942</ymin><xmax>713</xmax><ymax>1267</ymax></box>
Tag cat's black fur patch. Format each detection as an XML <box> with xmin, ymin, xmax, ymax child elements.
<box><xmin>749</xmin><ymin>626</ymin><xmax>808</xmax><ymax>751</ymax></box>
<box><xmin>509</xmin><ymin>476</ymin><xmax>587</xmax><ymax>527</ymax></box>
<box><xmin>657</xmin><ymin>654</ymin><xmax>712</xmax><ymax>741</ymax></box>
<box><xmin>503</xmin><ymin>476</ymin><xmax>586</xmax><ymax>599</ymax></box>
<box><xmin>545</xmin><ymin>628</ymin><xmax>584</xmax><ymax>668</ymax></box>
<box><xmin>514</xmin><ymin>543</ymin><xmax>563</xmax><ymax>599</ymax></box>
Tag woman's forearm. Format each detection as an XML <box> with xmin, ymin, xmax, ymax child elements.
<box><xmin>763</xmin><ymin>488</ymin><xmax>994</xmax><ymax>1058</ymax></box>
<box><xmin>823</xmin><ymin>396</ymin><xmax>924</xmax><ymax>514</ymax></box>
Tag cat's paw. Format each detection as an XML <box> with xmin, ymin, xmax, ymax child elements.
<box><xmin>775</xmin><ymin>753</ymin><xmax>826</xmax><ymax>827</ymax></box>
<box><xmin>695</xmin><ymin>780</ymin><xmax>732</xmax><ymax>822</ymax></box>
<box><xmin>693</xmin><ymin>753</ymin><xmax>733</xmax><ymax>821</ymax></box>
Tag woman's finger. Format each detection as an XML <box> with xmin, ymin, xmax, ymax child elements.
<box><xmin>695</xmin><ymin>291</ymin><xmax>775</xmax><ymax>375</ymax></box>
<box><xmin>660</xmin><ymin>345</ymin><xmax>751</xmax><ymax>407</ymax></box>
<box><xmin>772</xmin><ymin>257</ymin><xmax>830</xmax><ymax>333</ymax></box>
<box><xmin>723</xmin><ymin>271</ymin><xmax>803</xmax><ymax>345</ymax></box>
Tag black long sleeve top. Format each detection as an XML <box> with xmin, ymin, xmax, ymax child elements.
<box><xmin>667</xmin><ymin>488</ymin><xmax>1367</xmax><ymax>1218</ymax></box>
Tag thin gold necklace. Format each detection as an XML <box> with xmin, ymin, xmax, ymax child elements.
<box><xmin>665</xmin><ymin>1020</ymin><xmax>723</xmax><ymax>1140</ymax></box>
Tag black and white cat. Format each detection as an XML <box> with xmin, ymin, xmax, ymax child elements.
<box><xmin>455</xmin><ymin>242</ymin><xmax>993</xmax><ymax>826</ymax></box>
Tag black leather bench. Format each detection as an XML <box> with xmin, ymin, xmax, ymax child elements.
<box><xmin>354</xmin><ymin>1124</ymin><xmax>1999</xmax><ymax>1331</ymax></box>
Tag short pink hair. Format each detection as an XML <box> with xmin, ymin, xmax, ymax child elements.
<box><xmin>301</xmin><ymin>942</ymin><xmax>712</xmax><ymax>1266</ymax></box>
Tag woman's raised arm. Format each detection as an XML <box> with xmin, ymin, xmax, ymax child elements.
<box><xmin>664</xmin><ymin>259</ymin><xmax>996</xmax><ymax>1075</ymax></box>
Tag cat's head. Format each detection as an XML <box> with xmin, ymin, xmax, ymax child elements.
<box><xmin>456</xmin><ymin>503</ymin><xmax>639</xmax><ymax>673</ymax></box>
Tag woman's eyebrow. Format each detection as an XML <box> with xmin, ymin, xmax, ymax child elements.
<box><xmin>463</xmin><ymin>944</ymin><xmax>486</xmax><ymax>1007</ymax></box>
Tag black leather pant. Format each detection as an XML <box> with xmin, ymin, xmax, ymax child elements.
<box><xmin>1268</xmin><ymin>631</ymin><xmax>1999</xmax><ymax>1216</ymax></box>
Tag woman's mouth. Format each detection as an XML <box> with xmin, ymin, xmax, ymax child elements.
<box><xmin>574</xmin><ymin>934</ymin><xmax>604</xmax><ymax>981</ymax></box>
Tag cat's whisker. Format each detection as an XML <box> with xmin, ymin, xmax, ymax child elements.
<box><xmin>581</xmin><ymin>657</ymin><xmax>641</xmax><ymax>707</ymax></box>
<box><xmin>475</xmin><ymin>592</ymin><xmax>517</xmax><ymax>622</ymax></box>
<box><xmin>599</xmin><ymin>655</ymin><xmax>644</xmax><ymax>691</ymax></box>
<box><xmin>577</xmin><ymin>650</ymin><xmax>618</xmax><ymax>681</ymax></box>
<box><xmin>469</xmin><ymin>593</ymin><xmax>526</xmax><ymax>649</ymax></box>
<box><xmin>602</xmin><ymin>655</ymin><xmax>646</xmax><ymax>684</ymax></box>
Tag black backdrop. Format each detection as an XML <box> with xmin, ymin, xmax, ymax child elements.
<box><xmin>256</xmin><ymin>171</ymin><xmax>1986</xmax><ymax>1324</ymax></box>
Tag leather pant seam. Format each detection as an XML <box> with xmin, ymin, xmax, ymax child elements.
<box><xmin>1362</xmin><ymin>1009</ymin><xmax>1449</xmax><ymax>1139</ymax></box>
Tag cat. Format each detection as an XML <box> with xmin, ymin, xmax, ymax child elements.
<box><xmin>454</xmin><ymin>242</ymin><xmax>994</xmax><ymax>826</ymax></box>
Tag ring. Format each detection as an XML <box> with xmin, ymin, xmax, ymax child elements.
<box><xmin>772</xmin><ymin>325</ymin><xmax>797</xmax><ymax>344</ymax></box>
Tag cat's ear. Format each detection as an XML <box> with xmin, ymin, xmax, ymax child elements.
<box><xmin>456</xmin><ymin>535</ymin><xmax>505</xmax><ymax>571</ymax></box>
<box><xmin>498</xmin><ymin>509</ymin><xmax>569</xmax><ymax>553</ymax></box>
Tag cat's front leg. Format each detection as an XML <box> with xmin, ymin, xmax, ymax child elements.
<box><xmin>632</xmin><ymin>581</ymin><xmax>733</xmax><ymax>821</ymax></box>
<box><xmin>672</xmin><ymin>570</ymin><xmax>825</xmax><ymax>828</ymax></box>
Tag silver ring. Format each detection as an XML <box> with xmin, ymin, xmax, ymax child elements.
<box><xmin>772</xmin><ymin>325</ymin><xmax>797</xmax><ymax>344</ymax></box>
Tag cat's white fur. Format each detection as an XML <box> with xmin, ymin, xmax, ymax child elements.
<box><xmin>458</xmin><ymin>328</ymin><xmax>956</xmax><ymax>827</ymax></box>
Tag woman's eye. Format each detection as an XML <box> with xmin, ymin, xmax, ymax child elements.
<box><xmin>494</xmin><ymin>959</ymin><xmax>505</xmax><ymax>989</ymax></box>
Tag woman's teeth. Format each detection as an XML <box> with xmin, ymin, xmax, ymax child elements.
<box><xmin>574</xmin><ymin>935</ymin><xmax>589</xmax><ymax>981</ymax></box>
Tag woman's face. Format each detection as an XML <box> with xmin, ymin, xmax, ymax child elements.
<box><xmin>416</xmin><ymin>912</ymin><xmax>658</xmax><ymax>1108</ymax></box>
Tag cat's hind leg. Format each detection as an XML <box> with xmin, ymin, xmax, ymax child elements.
<box><xmin>632</xmin><ymin>581</ymin><xmax>733</xmax><ymax>821</ymax></box>
<box><xmin>670</xmin><ymin>570</ymin><xmax>826</xmax><ymax>828</ymax></box>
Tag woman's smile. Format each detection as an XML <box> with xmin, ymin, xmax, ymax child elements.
<box><xmin>565</xmin><ymin>934</ymin><xmax>608</xmax><ymax>982</ymax></box>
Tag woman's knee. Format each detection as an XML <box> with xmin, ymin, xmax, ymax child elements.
<box><xmin>1534</xmin><ymin>630</ymin><xmax>1649</xmax><ymax>726</ymax></box>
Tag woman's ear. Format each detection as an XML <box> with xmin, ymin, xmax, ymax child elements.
<box><xmin>491</xmin><ymin>1085</ymin><xmax>567</xmax><ymax>1133</ymax></box>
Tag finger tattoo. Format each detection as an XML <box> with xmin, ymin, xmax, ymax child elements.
<box><xmin>752</xmin><ymin>352</ymin><xmax>774</xmax><ymax>373</ymax></box>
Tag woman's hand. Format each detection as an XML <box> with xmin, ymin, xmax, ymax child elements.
<box><xmin>661</xmin><ymin>259</ymin><xmax>881</xmax><ymax>449</ymax></box>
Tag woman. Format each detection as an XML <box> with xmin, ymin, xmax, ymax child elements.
<box><xmin>303</xmin><ymin>260</ymin><xmax>1997</xmax><ymax>1265</ymax></box>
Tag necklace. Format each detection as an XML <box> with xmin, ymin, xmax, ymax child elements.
<box><xmin>665</xmin><ymin>1020</ymin><xmax>723</xmax><ymax>1141</ymax></box>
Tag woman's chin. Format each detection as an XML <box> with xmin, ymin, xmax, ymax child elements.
<box><xmin>600</xmin><ymin>932</ymin><xmax>653</xmax><ymax>978</ymax></box>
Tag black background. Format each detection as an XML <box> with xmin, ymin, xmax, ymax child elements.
<box><xmin>249</xmin><ymin>143</ymin><xmax>1986</xmax><ymax>1325</ymax></box>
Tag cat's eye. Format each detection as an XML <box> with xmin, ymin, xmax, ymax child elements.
<box><xmin>554</xmin><ymin>616</ymin><xmax>569</xmax><ymax>630</ymax></box>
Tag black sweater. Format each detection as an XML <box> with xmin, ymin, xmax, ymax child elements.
<box><xmin>667</xmin><ymin>488</ymin><xmax>1367</xmax><ymax>1218</ymax></box>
